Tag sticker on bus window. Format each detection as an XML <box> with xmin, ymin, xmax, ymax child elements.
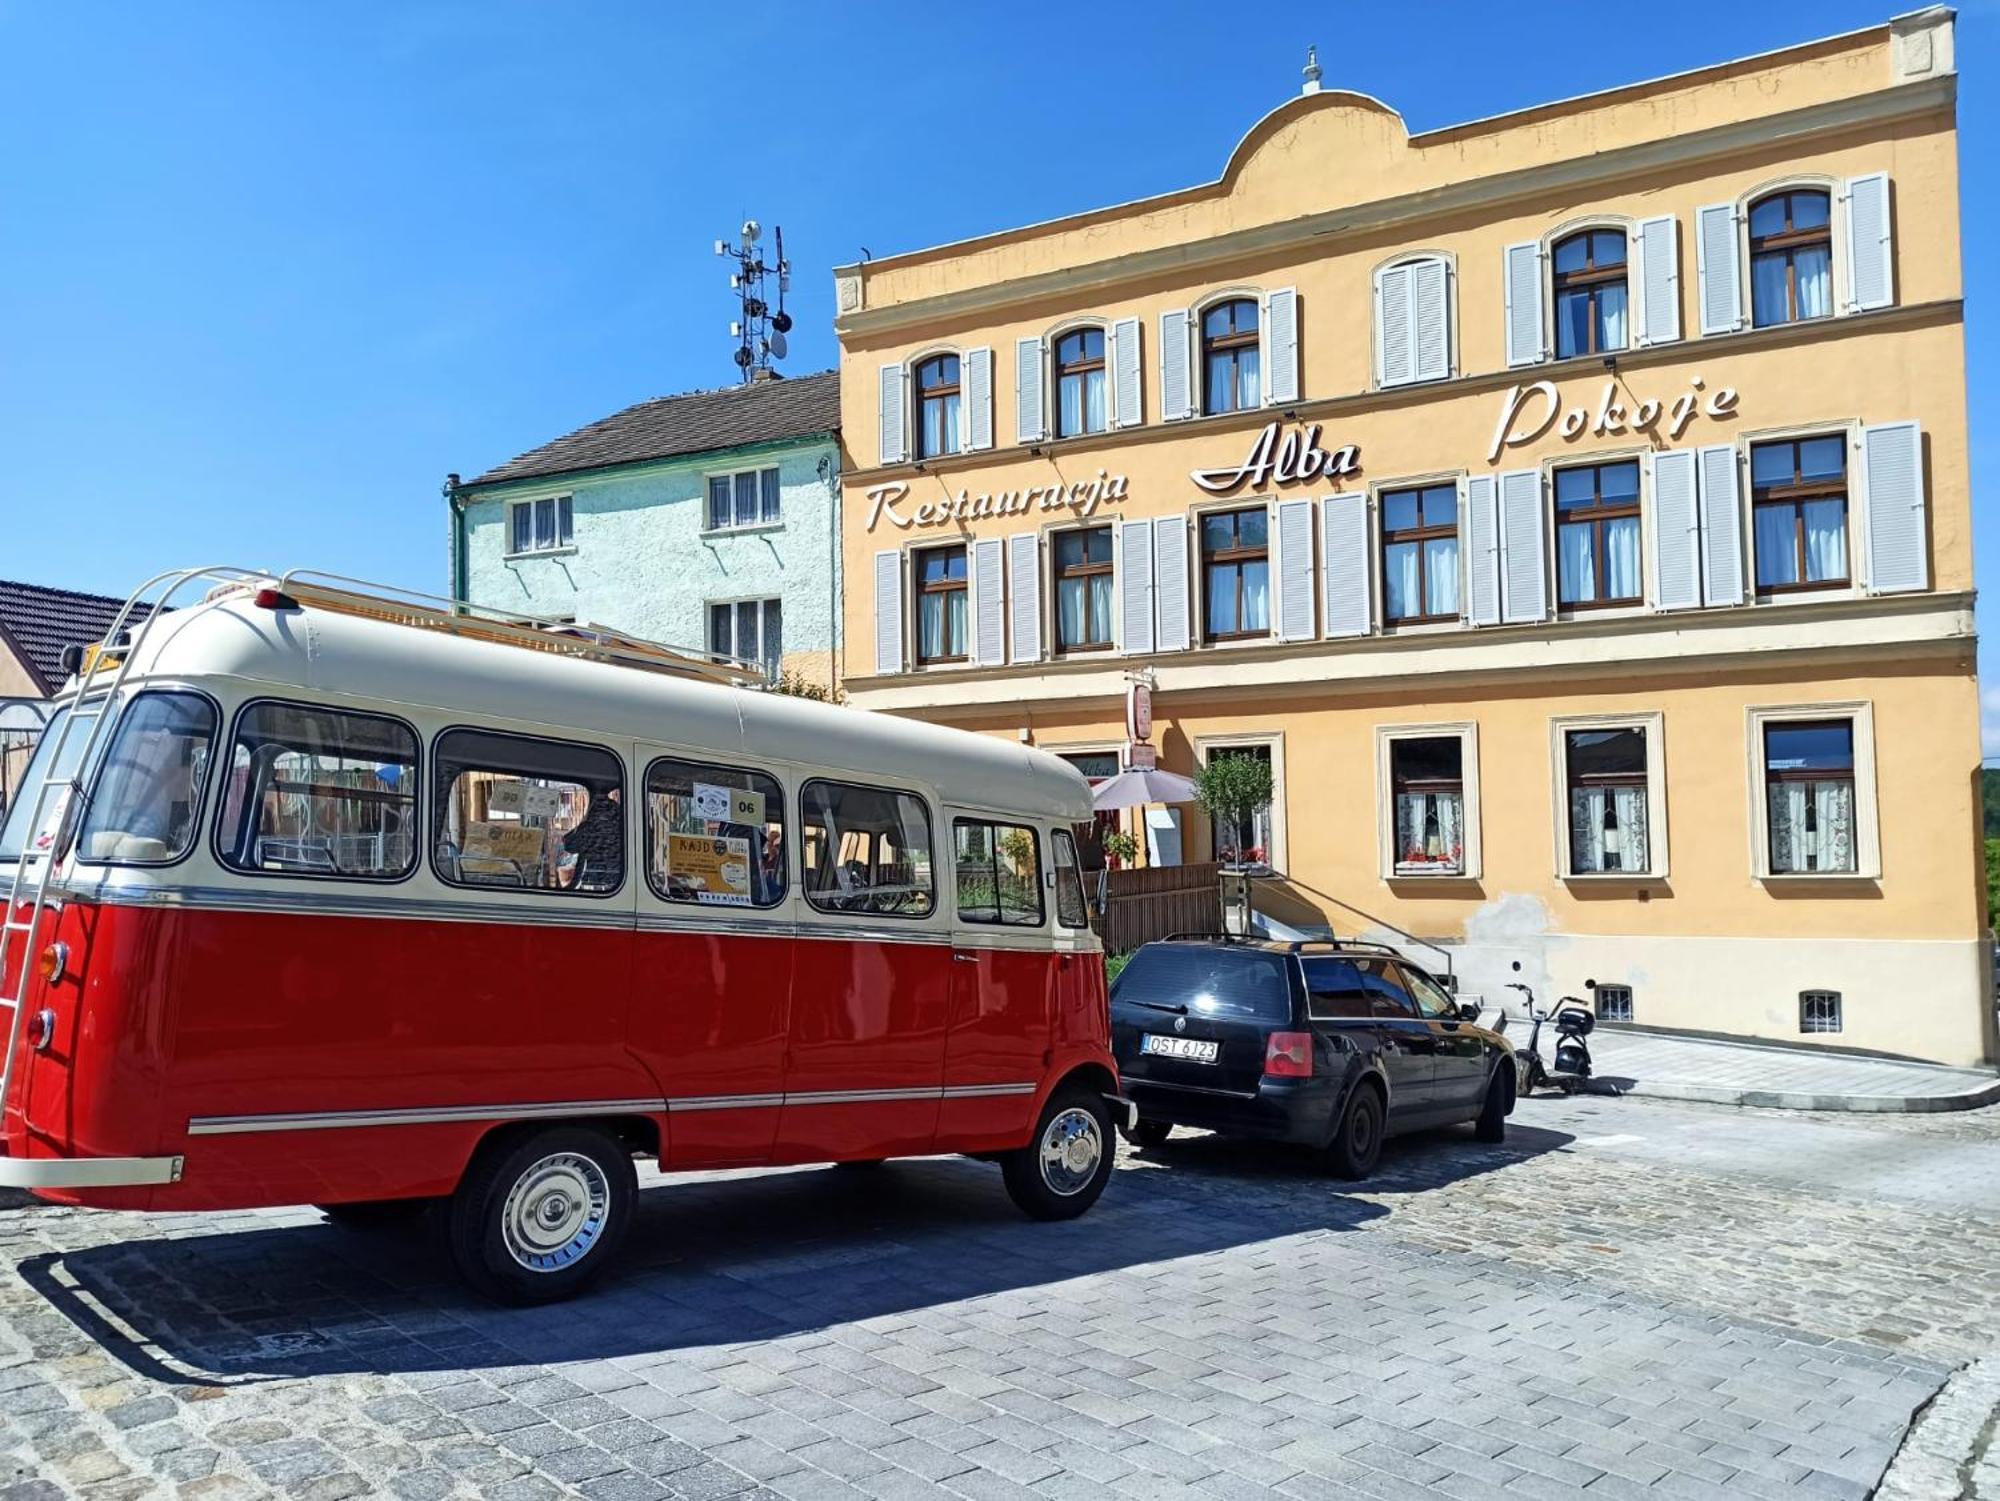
<box><xmin>464</xmin><ymin>820</ymin><xmax>546</xmax><ymax>866</ymax></box>
<box><xmin>692</xmin><ymin>782</ymin><xmax>765</xmax><ymax>826</ymax></box>
<box><xmin>665</xmin><ymin>832</ymin><xmax>752</xmax><ymax>905</ymax></box>
<box><xmin>487</xmin><ymin>781</ymin><xmax>564</xmax><ymax>819</ymax></box>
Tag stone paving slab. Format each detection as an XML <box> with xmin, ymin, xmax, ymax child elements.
<box><xmin>1547</xmin><ymin>1027</ymin><xmax>2000</xmax><ymax>1111</ymax></box>
<box><xmin>2</xmin><ymin>1094</ymin><xmax>1996</xmax><ymax>1498</ymax></box>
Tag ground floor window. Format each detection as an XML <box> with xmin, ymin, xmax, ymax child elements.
<box><xmin>1204</xmin><ymin>744</ymin><xmax>1274</xmax><ymax>867</ymax></box>
<box><xmin>1593</xmin><ymin>985</ymin><xmax>1635</xmax><ymax>1023</ymax></box>
<box><xmin>1390</xmin><ymin>737</ymin><xmax>1464</xmax><ymax>876</ymax></box>
<box><xmin>1763</xmin><ymin>719</ymin><xmax>1857</xmax><ymax>875</ymax></box>
<box><xmin>1799</xmin><ymin>989</ymin><xmax>1843</xmax><ymax>1034</ymax></box>
<box><xmin>1564</xmin><ymin>726</ymin><xmax>1649</xmax><ymax>874</ymax></box>
<box><xmin>708</xmin><ymin>598</ymin><xmax>782</xmax><ymax>680</ymax></box>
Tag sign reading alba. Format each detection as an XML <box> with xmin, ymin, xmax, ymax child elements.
<box><xmin>1190</xmin><ymin>420</ymin><xmax>1361</xmax><ymax>496</ymax></box>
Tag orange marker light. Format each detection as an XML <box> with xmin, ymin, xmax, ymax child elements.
<box><xmin>36</xmin><ymin>943</ymin><xmax>68</xmax><ymax>985</ymax></box>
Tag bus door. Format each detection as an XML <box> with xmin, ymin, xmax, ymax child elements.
<box><xmin>630</xmin><ymin>751</ymin><xmax>793</xmax><ymax>1167</ymax></box>
<box><xmin>783</xmin><ymin>779</ymin><xmax>950</xmax><ymax>1160</ymax></box>
<box><xmin>938</xmin><ymin>811</ymin><xmax>1055</xmax><ymax>1151</ymax></box>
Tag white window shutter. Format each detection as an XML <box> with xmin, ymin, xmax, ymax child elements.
<box><xmin>1696</xmin><ymin>203</ymin><xmax>1741</xmax><ymax>335</ymax></box>
<box><xmin>1377</xmin><ymin>263</ymin><xmax>1413</xmax><ymax>387</ymax></box>
<box><xmin>1008</xmin><ymin>533</ymin><xmax>1042</xmax><ymax>663</ymax></box>
<box><xmin>1110</xmin><ymin>316</ymin><xmax>1142</xmax><ymax>428</ymax></box>
<box><xmin>1648</xmin><ymin>450</ymin><xmax>1702</xmax><ymax>611</ymax></box>
<box><xmin>1862</xmin><ymin>421</ymin><xmax>1927</xmax><ymax>593</ymax></box>
<box><xmin>1015</xmin><ymin>337</ymin><xmax>1045</xmax><ymax>445</ymax></box>
<box><xmin>1153</xmin><ymin>515</ymin><xmax>1190</xmax><ymax>652</ymax></box>
<box><xmin>1497</xmin><ymin>468</ymin><xmax>1546</xmax><ymax>623</ymax></box>
<box><xmin>873</xmin><ymin>550</ymin><xmax>904</xmax><ymax>674</ymax></box>
<box><xmin>1160</xmin><ymin>308</ymin><xmax>1192</xmax><ymax>421</ymax></box>
<box><xmin>1696</xmin><ymin>445</ymin><xmax>1745</xmax><ymax>606</ymax></box>
<box><xmin>971</xmin><ymin>536</ymin><xmax>1006</xmax><ymax>664</ymax></box>
<box><xmin>1412</xmin><ymin>258</ymin><xmax>1450</xmax><ymax>383</ymax></box>
<box><xmin>1845</xmin><ymin>173</ymin><xmax>1895</xmax><ymax>313</ymax></box>
<box><xmin>1118</xmin><ymin>519</ymin><xmax>1155</xmax><ymax>655</ymax></box>
<box><xmin>1274</xmin><ymin>498</ymin><xmax>1315</xmax><ymax>641</ymax></box>
<box><xmin>1264</xmin><ymin>287</ymin><xmax>1299</xmax><ymax>405</ymax></box>
<box><xmin>1463</xmin><ymin>476</ymin><xmax>1501</xmax><ymax>627</ymax></box>
<box><xmin>1321</xmin><ymin>493</ymin><xmax>1371</xmax><ymax>639</ymax></box>
<box><xmin>964</xmin><ymin>346</ymin><xmax>993</xmax><ymax>451</ymax></box>
<box><xmin>1503</xmin><ymin>242</ymin><xmax>1545</xmax><ymax>367</ymax></box>
<box><xmin>878</xmin><ymin>365</ymin><xmax>907</xmax><ymax>466</ymax></box>
<box><xmin>1637</xmin><ymin>215</ymin><xmax>1680</xmax><ymax>346</ymax></box>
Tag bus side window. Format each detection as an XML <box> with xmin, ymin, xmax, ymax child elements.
<box><xmin>432</xmin><ymin>728</ymin><xmax>625</xmax><ymax>896</ymax></box>
<box><xmin>216</xmin><ymin>701</ymin><xmax>419</xmax><ymax>880</ymax></box>
<box><xmin>800</xmin><ymin>780</ymin><xmax>935</xmax><ymax>918</ymax></box>
<box><xmin>954</xmin><ymin>819</ymin><xmax>1044</xmax><ymax>927</ymax></box>
<box><xmin>1051</xmin><ymin>829</ymin><xmax>1088</xmax><ymax>930</ymax></box>
<box><xmin>644</xmin><ymin>756</ymin><xmax>786</xmax><ymax>908</ymax></box>
<box><xmin>78</xmin><ymin>691</ymin><xmax>218</xmax><ymax>865</ymax></box>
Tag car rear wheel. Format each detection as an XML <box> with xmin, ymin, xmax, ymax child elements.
<box><xmin>1474</xmin><ymin>1066</ymin><xmax>1512</xmax><ymax>1143</ymax></box>
<box><xmin>1003</xmin><ymin>1083</ymin><xmax>1114</xmax><ymax>1220</ymax></box>
<box><xmin>1122</xmin><ymin>1118</ymin><xmax>1173</xmax><ymax>1149</ymax></box>
<box><xmin>446</xmin><ymin>1125</ymin><xmax>635</xmax><ymax>1305</ymax></box>
<box><xmin>1327</xmin><ymin>1083</ymin><xmax>1385</xmax><ymax>1180</ymax></box>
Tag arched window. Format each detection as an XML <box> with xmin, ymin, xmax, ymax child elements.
<box><xmin>1201</xmin><ymin>299</ymin><xmax>1260</xmax><ymax>415</ymax></box>
<box><xmin>1552</xmin><ymin>230</ymin><xmax>1628</xmax><ymax>358</ymax></box>
<box><xmin>914</xmin><ymin>354</ymin><xmax>962</xmax><ymax>459</ymax></box>
<box><xmin>1748</xmin><ymin>189</ymin><xmax>1832</xmax><ymax>328</ymax></box>
<box><xmin>1052</xmin><ymin>328</ymin><xmax>1106</xmax><ymax>438</ymax></box>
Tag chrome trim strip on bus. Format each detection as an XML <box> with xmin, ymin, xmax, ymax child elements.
<box><xmin>187</xmin><ymin>1097</ymin><xmax>668</xmax><ymax>1136</ymax></box>
<box><xmin>186</xmin><ymin>1083</ymin><xmax>1041</xmax><ymax>1135</ymax></box>
<box><xmin>0</xmin><ymin>1153</ymin><xmax>184</xmax><ymax>1188</ymax></box>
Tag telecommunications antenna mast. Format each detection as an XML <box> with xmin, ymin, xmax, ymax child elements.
<box><xmin>714</xmin><ymin>219</ymin><xmax>793</xmax><ymax>382</ymax></box>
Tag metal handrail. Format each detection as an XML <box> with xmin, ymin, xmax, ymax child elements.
<box><xmin>1245</xmin><ymin>868</ymin><xmax>1457</xmax><ymax>988</ymax></box>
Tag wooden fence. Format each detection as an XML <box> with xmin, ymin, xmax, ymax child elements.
<box><xmin>1098</xmin><ymin>861</ymin><xmax>1223</xmax><ymax>954</ymax></box>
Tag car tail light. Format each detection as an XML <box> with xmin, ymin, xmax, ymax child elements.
<box><xmin>1264</xmin><ymin>1031</ymin><xmax>1313</xmax><ymax>1078</ymax></box>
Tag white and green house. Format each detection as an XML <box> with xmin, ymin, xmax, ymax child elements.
<box><xmin>449</xmin><ymin>371</ymin><xmax>842</xmax><ymax>688</ymax></box>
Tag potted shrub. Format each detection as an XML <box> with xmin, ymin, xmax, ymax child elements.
<box><xmin>1195</xmin><ymin>755</ymin><xmax>1275</xmax><ymax>870</ymax></box>
<box><xmin>1101</xmin><ymin>829</ymin><xmax>1138</xmax><ymax>870</ymax></box>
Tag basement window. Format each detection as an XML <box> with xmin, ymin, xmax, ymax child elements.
<box><xmin>1799</xmin><ymin>990</ymin><xmax>1843</xmax><ymax>1035</ymax></box>
<box><xmin>1593</xmin><ymin>985</ymin><xmax>1634</xmax><ymax>1023</ymax></box>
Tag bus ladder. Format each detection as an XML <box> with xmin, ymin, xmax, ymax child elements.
<box><xmin>0</xmin><ymin>566</ymin><xmax>263</xmax><ymax>1120</ymax></box>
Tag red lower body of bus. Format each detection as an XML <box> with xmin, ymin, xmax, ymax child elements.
<box><xmin>1</xmin><ymin>894</ymin><xmax>1117</xmax><ymax>1212</ymax></box>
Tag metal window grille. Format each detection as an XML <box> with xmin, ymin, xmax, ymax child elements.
<box><xmin>1799</xmin><ymin>990</ymin><xmax>1843</xmax><ymax>1034</ymax></box>
<box><xmin>1594</xmin><ymin>985</ymin><xmax>1634</xmax><ymax>1023</ymax></box>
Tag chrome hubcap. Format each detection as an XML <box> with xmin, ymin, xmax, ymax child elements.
<box><xmin>500</xmin><ymin>1152</ymin><xmax>609</xmax><ymax>1273</ymax></box>
<box><xmin>1039</xmin><ymin>1107</ymin><xmax>1103</xmax><ymax>1197</ymax></box>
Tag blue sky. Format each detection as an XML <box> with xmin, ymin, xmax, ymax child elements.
<box><xmin>2</xmin><ymin>2</ymin><xmax>1992</xmax><ymax>736</ymax></box>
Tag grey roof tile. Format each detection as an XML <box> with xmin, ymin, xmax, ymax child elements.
<box><xmin>466</xmin><ymin>370</ymin><xmax>841</xmax><ymax>487</ymax></box>
<box><xmin>0</xmin><ymin>578</ymin><xmax>154</xmax><ymax>696</ymax></box>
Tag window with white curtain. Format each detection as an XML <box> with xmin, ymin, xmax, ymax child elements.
<box><xmin>1052</xmin><ymin>328</ymin><xmax>1107</xmax><ymax>438</ymax></box>
<box><xmin>707</xmin><ymin>598</ymin><xmax>783</xmax><ymax>680</ymax></box>
<box><xmin>1748</xmin><ymin>189</ymin><xmax>1832</xmax><ymax>329</ymax></box>
<box><xmin>1201</xmin><ymin>507</ymin><xmax>1270</xmax><ymax>641</ymax></box>
<box><xmin>706</xmin><ymin>467</ymin><xmax>781</xmax><ymax>530</ymax></box>
<box><xmin>1052</xmin><ymin>526</ymin><xmax>1113</xmax><ymax>652</ymax></box>
<box><xmin>1554</xmin><ymin>461</ymin><xmax>1642</xmax><ymax>608</ymax></box>
<box><xmin>1380</xmin><ymin>483</ymin><xmax>1460</xmax><ymax>624</ymax></box>
<box><xmin>1751</xmin><ymin>436</ymin><xmax>1849</xmax><ymax>593</ymax></box>
<box><xmin>1564</xmin><ymin>726</ymin><xmax>1650</xmax><ymax>874</ymax></box>
<box><xmin>1763</xmin><ymin>719</ymin><xmax>1857</xmax><ymax>875</ymax></box>
<box><xmin>1551</xmin><ymin>230</ymin><xmax>1629</xmax><ymax>358</ymax></box>
<box><xmin>1390</xmin><ymin>736</ymin><xmax>1464</xmax><ymax>876</ymax></box>
<box><xmin>509</xmin><ymin>495</ymin><xmax>573</xmax><ymax>555</ymax></box>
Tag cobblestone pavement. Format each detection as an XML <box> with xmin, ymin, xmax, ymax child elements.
<box><xmin>1</xmin><ymin>1092</ymin><xmax>1996</xmax><ymax>1501</ymax></box>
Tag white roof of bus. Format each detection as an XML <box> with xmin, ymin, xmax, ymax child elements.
<box><xmin>113</xmin><ymin>591</ymin><xmax>1093</xmax><ymax>824</ymax></box>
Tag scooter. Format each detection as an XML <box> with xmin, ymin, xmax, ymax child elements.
<box><xmin>1503</xmin><ymin>967</ymin><xmax>1598</xmax><ymax>1095</ymax></box>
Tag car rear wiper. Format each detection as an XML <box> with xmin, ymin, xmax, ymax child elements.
<box><xmin>1128</xmin><ymin>1000</ymin><xmax>1188</xmax><ymax>1015</ymax></box>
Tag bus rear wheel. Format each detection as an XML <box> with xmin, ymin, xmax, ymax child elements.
<box><xmin>446</xmin><ymin>1125</ymin><xmax>635</xmax><ymax>1304</ymax></box>
<box><xmin>1002</xmin><ymin>1082</ymin><xmax>1114</xmax><ymax>1221</ymax></box>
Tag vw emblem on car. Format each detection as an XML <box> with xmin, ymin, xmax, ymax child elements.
<box><xmin>1173</xmin><ymin>1015</ymin><xmax>1187</xmax><ymax>1034</ymax></box>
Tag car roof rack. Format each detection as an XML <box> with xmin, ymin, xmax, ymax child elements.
<box><xmin>1158</xmin><ymin>931</ymin><xmax>1416</xmax><ymax>961</ymax></box>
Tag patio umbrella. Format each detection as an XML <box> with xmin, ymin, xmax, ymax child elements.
<box><xmin>1090</xmin><ymin>767</ymin><xmax>1199</xmax><ymax>810</ymax></box>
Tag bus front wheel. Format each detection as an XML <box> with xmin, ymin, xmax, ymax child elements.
<box><xmin>446</xmin><ymin>1124</ymin><xmax>636</xmax><ymax>1304</ymax></box>
<box><xmin>1002</xmin><ymin>1082</ymin><xmax>1114</xmax><ymax>1221</ymax></box>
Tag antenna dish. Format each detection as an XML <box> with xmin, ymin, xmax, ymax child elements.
<box><xmin>769</xmin><ymin>330</ymin><xmax>789</xmax><ymax>360</ymax></box>
<box><xmin>771</xmin><ymin>310</ymin><xmax>793</xmax><ymax>334</ymax></box>
<box><xmin>740</xmin><ymin>219</ymin><xmax>761</xmax><ymax>244</ymax></box>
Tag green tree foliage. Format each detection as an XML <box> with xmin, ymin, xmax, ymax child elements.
<box><xmin>1986</xmin><ymin>838</ymin><xmax>2000</xmax><ymax>929</ymax></box>
<box><xmin>1193</xmin><ymin>754</ymin><xmax>1274</xmax><ymax>860</ymax></box>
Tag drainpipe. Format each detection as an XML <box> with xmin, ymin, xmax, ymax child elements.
<box><xmin>817</xmin><ymin>446</ymin><xmax>842</xmax><ymax>692</ymax></box>
<box><xmin>443</xmin><ymin>472</ymin><xmax>467</xmax><ymax>610</ymax></box>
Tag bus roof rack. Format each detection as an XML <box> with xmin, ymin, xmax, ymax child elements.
<box><xmin>258</xmin><ymin>570</ymin><xmax>768</xmax><ymax>689</ymax></box>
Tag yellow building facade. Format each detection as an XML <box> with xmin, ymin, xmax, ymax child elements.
<box><xmin>833</xmin><ymin>9</ymin><xmax>1992</xmax><ymax>1065</ymax></box>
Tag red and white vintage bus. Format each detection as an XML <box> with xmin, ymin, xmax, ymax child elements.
<box><xmin>0</xmin><ymin>569</ymin><xmax>1127</xmax><ymax>1301</ymax></box>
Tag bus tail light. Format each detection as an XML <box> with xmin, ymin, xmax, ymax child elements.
<box><xmin>1264</xmin><ymin>1031</ymin><xmax>1313</xmax><ymax>1078</ymax></box>
<box><xmin>36</xmin><ymin>943</ymin><xmax>67</xmax><ymax>985</ymax></box>
<box><xmin>26</xmin><ymin>1009</ymin><xmax>55</xmax><ymax>1053</ymax></box>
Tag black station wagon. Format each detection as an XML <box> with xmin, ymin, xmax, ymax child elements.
<box><xmin>1110</xmin><ymin>936</ymin><xmax>1515</xmax><ymax>1178</ymax></box>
